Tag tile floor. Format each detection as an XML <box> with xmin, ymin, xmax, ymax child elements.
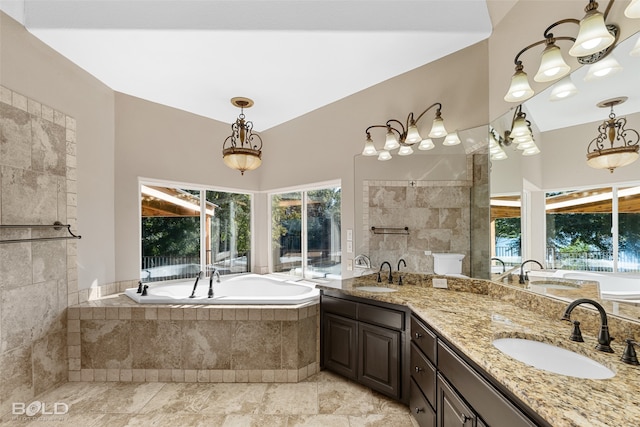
<box><xmin>1</xmin><ymin>371</ymin><xmax>417</xmax><ymax>427</ymax></box>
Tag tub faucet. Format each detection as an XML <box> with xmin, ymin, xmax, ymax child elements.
<box><xmin>561</xmin><ymin>298</ymin><xmax>614</xmax><ymax>353</ymax></box>
<box><xmin>189</xmin><ymin>271</ymin><xmax>203</xmax><ymax>298</ymax></box>
<box><xmin>519</xmin><ymin>259</ymin><xmax>544</xmax><ymax>284</ymax></box>
<box><xmin>208</xmin><ymin>270</ymin><xmax>220</xmax><ymax>298</ymax></box>
<box><xmin>378</xmin><ymin>261</ymin><xmax>393</xmax><ymax>284</ymax></box>
<box><xmin>397</xmin><ymin>259</ymin><xmax>406</xmax><ymax>285</ymax></box>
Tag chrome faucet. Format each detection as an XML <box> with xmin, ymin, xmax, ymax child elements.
<box><xmin>378</xmin><ymin>261</ymin><xmax>393</xmax><ymax>284</ymax></box>
<box><xmin>518</xmin><ymin>259</ymin><xmax>544</xmax><ymax>284</ymax></box>
<box><xmin>397</xmin><ymin>259</ymin><xmax>406</xmax><ymax>285</ymax></box>
<box><xmin>491</xmin><ymin>257</ymin><xmax>506</xmax><ymax>273</ymax></box>
<box><xmin>561</xmin><ymin>298</ymin><xmax>614</xmax><ymax>353</ymax></box>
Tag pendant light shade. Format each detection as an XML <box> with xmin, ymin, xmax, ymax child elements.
<box><xmin>398</xmin><ymin>145</ymin><xmax>414</xmax><ymax>156</ymax></box>
<box><xmin>384</xmin><ymin>129</ymin><xmax>400</xmax><ymax>150</ymax></box>
<box><xmin>418</xmin><ymin>138</ymin><xmax>435</xmax><ymax>151</ymax></box>
<box><xmin>405</xmin><ymin>122</ymin><xmax>422</xmax><ymax>145</ymax></box>
<box><xmin>568</xmin><ymin>4</ymin><xmax>615</xmax><ymax>57</ymax></box>
<box><xmin>362</xmin><ymin>136</ymin><xmax>378</xmax><ymax>156</ymax></box>
<box><xmin>377</xmin><ymin>150</ymin><xmax>392</xmax><ymax>161</ymax></box>
<box><xmin>442</xmin><ymin>132</ymin><xmax>461</xmax><ymax>146</ymax></box>
<box><xmin>222</xmin><ymin>97</ymin><xmax>263</xmax><ymax>175</ymax></box>
<box><xmin>584</xmin><ymin>56</ymin><xmax>622</xmax><ymax>81</ymax></box>
<box><xmin>428</xmin><ymin>114</ymin><xmax>448</xmax><ymax>138</ymax></box>
<box><xmin>534</xmin><ymin>43</ymin><xmax>571</xmax><ymax>82</ymax></box>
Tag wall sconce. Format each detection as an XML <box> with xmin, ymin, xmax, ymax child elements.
<box><xmin>491</xmin><ymin>105</ymin><xmax>541</xmax><ymax>160</ymax></box>
<box><xmin>504</xmin><ymin>0</ymin><xmax>621</xmax><ymax>103</ymax></box>
<box><xmin>587</xmin><ymin>97</ymin><xmax>639</xmax><ymax>173</ymax></box>
<box><xmin>222</xmin><ymin>97</ymin><xmax>263</xmax><ymax>175</ymax></box>
<box><xmin>363</xmin><ymin>102</ymin><xmax>459</xmax><ymax>161</ymax></box>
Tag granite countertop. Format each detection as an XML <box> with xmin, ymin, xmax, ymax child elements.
<box><xmin>319</xmin><ymin>275</ymin><xmax>640</xmax><ymax>427</ymax></box>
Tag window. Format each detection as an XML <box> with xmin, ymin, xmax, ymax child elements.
<box><xmin>140</xmin><ymin>182</ymin><xmax>251</xmax><ymax>282</ymax></box>
<box><xmin>491</xmin><ymin>195</ymin><xmax>522</xmax><ymax>270</ymax></box>
<box><xmin>545</xmin><ymin>185</ymin><xmax>640</xmax><ymax>273</ymax></box>
<box><xmin>271</xmin><ymin>184</ymin><xmax>341</xmax><ymax>279</ymax></box>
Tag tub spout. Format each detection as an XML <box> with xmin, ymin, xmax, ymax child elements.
<box><xmin>208</xmin><ymin>270</ymin><xmax>221</xmax><ymax>298</ymax></box>
<box><xmin>189</xmin><ymin>271</ymin><xmax>203</xmax><ymax>298</ymax></box>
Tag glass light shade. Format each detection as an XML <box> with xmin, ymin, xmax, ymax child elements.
<box><xmin>569</xmin><ymin>9</ymin><xmax>615</xmax><ymax>57</ymax></box>
<box><xmin>625</xmin><ymin>0</ymin><xmax>640</xmax><ymax>18</ymax></box>
<box><xmin>534</xmin><ymin>44</ymin><xmax>571</xmax><ymax>82</ymax></box>
<box><xmin>522</xmin><ymin>145</ymin><xmax>541</xmax><ymax>156</ymax></box>
<box><xmin>587</xmin><ymin>147</ymin><xmax>639</xmax><ymax>172</ymax></box>
<box><xmin>504</xmin><ymin>69</ymin><xmax>534</xmax><ymax>103</ymax></box>
<box><xmin>428</xmin><ymin>116</ymin><xmax>448</xmax><ymax>138</ymax></box>
<box><xmin>383</xmin><ymin>129</ymin><xmax>400</xmax><ymax>150</ymax></box>
<box><xmin>631</xmin><ymin>37</ymin><xmax>640</xmax><ymax>57</ymax></box>
<box><xmin>362</xmin><ymin>138</ymin><xmax>378</xmax><ymax>156</ymax></box>
<box><xmin>398</xmin><ymin>145</ymin><xmax>414</xmax><ymax>156</ymax></box>
<box><xmin>490</xmin><ymin>145</ymin><xmax>503</xmax><ymax>154</ymax></box>
<box><xmin>510</xmin><ymin>115</ymin><xmax>531</xmax><ymax>138</ymax></box>
<box><xmin>517</xmin><ymin>139</ymin><xmax>536</xmax><ymax>150</ymax></box>
<box><xmin>584</xmin><ymin>57</ymin><xmax>622</xmax><ymax>81</ymax></box>
<box><xmin>405</xmin><ymin>123</ymin><xmax>422</xmax><ymax>145</ymax></box>
<box><xmin>513</xmin><ymin>133</ymin><xmax>534</xmax><ymax>144</ymax></box>
<box><xmin>418</xmin><ymin>138</ymin><xmax>435</xmax><ymax>150</ymax></box>
<box><xmin>442</xmin><ymin>132</ymin><xmax>461</xmax><ymax>146</ymax></box>
<box><xmin>549</xmin><ymin>76</ymin><xmax>578</xmax><ymax>101</ymax></box>
<box><xmin>377</xmin><ymin>150</ymin><xmax>392</xmax><ymax>161</ymax></box>
<box><xmin>222</xmin><ymin>149</ymin><xmax>262</xmax><ymax>174</ymax></box>
<box><xmin>492</xmin><ymin>151</ymin><xmax>508</xmax><ymax>160</ymax></box>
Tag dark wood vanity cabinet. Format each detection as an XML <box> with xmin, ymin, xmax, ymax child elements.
<box><xmin>410</xmin><ymin>314</ymin><xmax>544</xmax><ymax>427</ymax></box>
<box><xmin>321</xmin><ymin>292</ymin><xmax>409</xmax><ymax>402</ymax></box>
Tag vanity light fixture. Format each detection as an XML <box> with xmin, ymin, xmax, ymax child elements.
<box><xmin>626</xmin><ymin>0</ymin><xmax>640</xmax><ymax>18</ymax></box>
<box><xmin>504</xmin><ymin>0</ymin><xmax>621</xmax><ymax>103</ymax></box>
<box><xmin>630</xmin><ymin>36</ymin><xmax>640</xmax><ymax>56</ymax></box>
<box><xmin>222</xmin><ymin>97</ymin><xmax>263</xmax><ymax>175</ymax></box>
<box><xmin>362</xmin><ymin>102</ymin><xmax>459</xmax><ymax>161</ymax></box>
<box><xmin>489</xmin><ymin>106</ymin><xmax>541</xmax><ymax>160</ymax></box>
<box><xmin>549</xmin><ymin>75</ymin><xmax>579</xmax><ymax>101</ymax></box>
<box><xmin>583</xmin><ymin>55</ymin><xmax>623</xmax><ymax>81</ymax></box>
<box><xmin>587</xmin><ymin>97</ymin><xmax>640</xmax><ymax>173</ymax></box>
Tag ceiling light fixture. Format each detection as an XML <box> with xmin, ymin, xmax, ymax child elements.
<box><xmin>625</xmin><ymin>0</ymin><xmax>640</xmax><ymax>18</ymax></box>
<box><xmin>363</xmin><ymin>103</ymin><xmax>458</xmax><ymax>161</ymax></box>
<box><xmin>222</xmin><ymin>97</ymin><xmax>263</xmax><ymax>175</ymax></box>
<box><xmin>587</xmin><ymin>97</ymin><xmax>639</xmax><ymax>173</ymax></box>
<box><xmin>504</xmin><ymin>0</ymin><xmax>621</xmax><ymax>103</ymax></box>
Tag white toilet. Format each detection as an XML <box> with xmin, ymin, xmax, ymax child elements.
<box><xmin>432</xmin><ymin>253</ymin><xmax>467</xmax><ymax>278</ymax></box>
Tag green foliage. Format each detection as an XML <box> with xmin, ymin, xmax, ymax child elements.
<box><xmin>141</xmin><ymin>216</ymin><xmax>200</xmax><ymax>257</ymax></box>
<box><xmin>546</xmin><ymin>213</ymin><xmax>612</xmax><ymax>252</ymax></box>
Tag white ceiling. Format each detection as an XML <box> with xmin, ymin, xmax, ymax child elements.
<box><xmin>0</xmin><ymin>0</ymin><xmax>493</xmax><ymax>131</ymax></box>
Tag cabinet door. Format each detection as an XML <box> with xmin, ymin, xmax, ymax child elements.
<box><xmin>358</xmin><ymin>322</ymin><xmax>400</xmax><ymax>399</ymax></box>
<box><xmin>437</xmin><ymin>374</ymin><xmax>476</xmax><ymax>427</ymax></box>
<box><xmin>323</xmin><ymin>313</ymin><xmax>358</xmax><ymax>379</ymax></box>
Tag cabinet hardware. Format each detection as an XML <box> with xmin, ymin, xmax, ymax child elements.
<box><xmin>415</xmin><ymin>407</ymin><xmax>424</xmax><ymax>414</ymax></box>
<box><xmin>414</xmin><ymin>332</ymin><xmax>423</xmax><ymax>339</ymax></box>
<box><xmin>415</xmin><ymin>366</ymin><xmax>423</xmax><ymax>373</ymax></box>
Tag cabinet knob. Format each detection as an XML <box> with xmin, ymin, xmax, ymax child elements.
<box><xmin>414</xmin><ymin>332</ymin><xmax>423</xmax><ymax>339</ymax></box>
<box><xmin>414</xmin><ymin>366</ymin><xmax>423</xmax><ymax>373</ymax></box>
<box><xmin>461</xmin><ymin>413</ymin><xmax>472</xmax><ymax>424</ymax></box>
<box><xmin>415</xmin><ymin>407</ymin><xmax>424</xmax><ymax>414</ymax></box>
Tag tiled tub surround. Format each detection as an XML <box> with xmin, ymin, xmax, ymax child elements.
<box><xmin>0</xmin><ymin>87</ymin><xmax>77</xmax><ymax>410</ymax></box>
<box><xmin>68</xmin><ymin>296</ymin><xmax>320</xmax><ymax>384</ymax></box>
<box><xmin>327</xmin><ymin>274</ymin><xmax>640</xmax><ymax>427</ymax></box>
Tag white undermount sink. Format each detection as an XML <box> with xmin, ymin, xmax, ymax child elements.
<box><xmin>355</xmin><ymin>286</ymin><xmax>398</xmax><ymax>293</ymax></box>
<box><xmin>493</xmin><ymin>338</ymin><xmax>615</xmax><ymax>379</ymax></box>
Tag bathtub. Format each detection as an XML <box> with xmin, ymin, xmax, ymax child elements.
<box><xmin>124</xmin><ymin>273</ymin><xmax>320</xmax><ymax>305</ymax></box>
<box><xmin>527</xmin><ymin>270</ymin><xmax>640</xmax><ymax>301</ymax></box>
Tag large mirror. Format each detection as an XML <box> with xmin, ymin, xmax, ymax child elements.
<box><xmin>490</xmin><ymin>31</ymin><xmax>640</xmax><ymax>322</ymax></box>
<box><xmin>353</xmin><ymin>125</ymin><xmax>490</xmax><ymax>279</ymax></box>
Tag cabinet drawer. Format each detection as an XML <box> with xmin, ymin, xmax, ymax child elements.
<box><xmin>410</xmin><ymin>343</ymin><xmax>436</xmax><ymax>408</ymax></box>
<box><xmin>359</xmin><ymin>303</ymin><xmax>405</xmax><ymax>331</ymax></box>
<box><xmin>322</xmin><ymin>295</ymin><xmax>357</xmax><ymax>319</ymax></box>
<box><xmin>411</xmin><ymin>316</ymin><xmax>436</xmax><ymax>363</ymax></box>
<box><xmin>437</xmin><ymin>341</ymin><xmax>537</xmax><ymax>427</ymax></box>
<box><xmin>410</xmin><ymin>378</ymin><xmax>436</xmax><ymax>427</ymax></box>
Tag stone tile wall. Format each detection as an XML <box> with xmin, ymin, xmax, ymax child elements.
<box><xmin>0</xmin><ymin>87</ymin><xmax>78</xmax><ymax>411</ymax></box>
<box><xmin>68</xmin><ymin>301</ymin><xmax>320</xmax><ymax>384</ymax></box>
<box><xmin>363</xmin><ymin>179</ymin><xmax>472</xmax><ymax>274</ymax></box>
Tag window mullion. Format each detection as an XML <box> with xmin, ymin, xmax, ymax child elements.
<box><xmin>612</xmin><ymin>186</ymin><xmax>619</xmax><ymax>273</ymax></box>
<box><xmin>301</xmin><ymin>191</ymin><xmax>308</xmax><ymax>278</ymax></box>
<box><xmin>200</xmin><ymin>189</ymin><xmax>207</xmax><ymax>276</ymax></box>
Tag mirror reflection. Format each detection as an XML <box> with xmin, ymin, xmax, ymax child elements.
<box><xmin>490</xmin><ymin>32</ymin><xmax>640</xmax><ymax>322</ymax></box>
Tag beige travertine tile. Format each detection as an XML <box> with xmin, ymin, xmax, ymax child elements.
<box><xmin>181</xmin><ymin>320</ymin><xmax>232</xmax><ymax>370</ymax></box>
<box><xmin>348</xmin><ymin>414</ymin><xmax>416</xmax><ymax>427</ymax></box>
<box><xmin>222</xmin><ymin>414</ymin><xmax>288</xmax><ymax>427</ymax></box>
<box><xmin>318</xmin><ymin>381</ymin><xmax>375</xmax><ymax>415</ymax></box>
<box><xmin>259</xmin><ymin>383</ymin><xmax>318</xmax><ymax>415</ymax></box>
<box><xmin>158</xmin><ymin>369</ymin><xmax>172</xmax><ymax>382</ymax></box>
<box><xmin>287</xmin><ymin>415</ymin><xmax>351</xmax><ymax>427</ymax></box>
<box><xmin>131</xmin><ymin>320</ymin><xmax>182</xmax><ymax>369</ymax></box>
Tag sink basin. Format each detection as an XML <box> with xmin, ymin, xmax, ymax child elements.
<box><xmin>355</xmin><ymin>286</ymin><xmax>398</xmax><ymax>293</ymax></box>
<box><xmin>493</xmin><ymin>338</ymin><xmax>614</xmax><ymax>379</ymax></box>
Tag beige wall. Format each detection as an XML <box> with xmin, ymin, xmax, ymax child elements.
<box><xmin>1</xmin><ymin>13</ymin><xmax>116</xmax><ymax>289</ymax></box>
